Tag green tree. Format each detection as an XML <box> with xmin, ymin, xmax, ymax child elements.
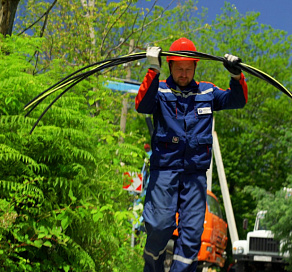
<box><xmin>244</xmin><ymin>127</ymin><xmax>292</xmax><ymax>270</ymax></box>
<box><xmin>0</xmin><ymin>33</ymin><xmax>145</xmax><ymax>271</ymax></box>
<box><xmin>211</xmin><ymin>4</ymin><xmax>291</xmax><ymax>229</ymax></box>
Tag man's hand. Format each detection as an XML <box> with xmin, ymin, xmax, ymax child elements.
<box><xmin>146</xmin><ymin>47</ymin><xmax>162</xmax><ymax>73</ymax></box>
<box><xmin>223</xmin><ymin>54</ymin><xmax>242</xmax><ymax>80</ymax></box>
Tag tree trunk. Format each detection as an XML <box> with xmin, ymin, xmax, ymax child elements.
<box><xmin>119</xmin><ymin>39</ymin><xmax>135</xmax><ymax>143</ymax></box>
<box><xmin>0</xmin><ymin>0</ymin><xmax>20</xmax><ymax>36</ymax></box>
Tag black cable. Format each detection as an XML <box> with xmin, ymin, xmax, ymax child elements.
<box><xmin>25</xmin><ymin>50</ymin><xmax>291</xmax><ymax>134</ymax></box>
<box><xmin>26</xmin><ymin>53</ymin><xmax>148</xmax><ymax>134</ymax></box>
<box><xmin>24</xmin><ymin>53</ymin><xmax>146</xmax><ymax>113</ymax></box>
<box><xmin>28</xmin><ymin>71</ymin><xmax>94</xmax><ymax>134</ymax></box>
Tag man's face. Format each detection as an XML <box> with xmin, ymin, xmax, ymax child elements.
<box><xmin>170</xmin><ymin>60</ymin><xmax>196</xmax><ymax>88</ymax></box>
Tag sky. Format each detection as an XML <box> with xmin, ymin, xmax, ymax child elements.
<box><xmin>135</xmin><ymin>0</ymin><xmax>292</xmax><ymax>36</ymax></box>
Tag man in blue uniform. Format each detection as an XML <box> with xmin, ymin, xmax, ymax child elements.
<box><xmin>135</xmin><ymin>37</ymin><xmax>248</xmax><ymax>272</ymax></box>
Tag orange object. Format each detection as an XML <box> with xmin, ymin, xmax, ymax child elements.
<box><xmin>173</xmin><ymin>190</ymin><xmax>228</xmax><ymax>267</ymax></box>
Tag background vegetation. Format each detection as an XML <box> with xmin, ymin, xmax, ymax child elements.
<box><xmin>0</xmin><ymin>0</ymin><xmax>291</xmax><ymax>271</ymax></box>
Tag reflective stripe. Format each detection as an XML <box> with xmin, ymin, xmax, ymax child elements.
<box><xmin>158</xmin><ymin>88</ymin><xmax>172</xmax><ymax>94</ymax></box>
<box><xmin>172</xmin><ymin>254</ymin><xmax>198</xmax><ymax>265</ymax></box>
<box><xmin>144</xmin><ymin>245</ymin><xmax>168</xmax><ymax>261</ymax></box>
<box><xmin>198</xmin><ymin>88</ymin><xmax>213</xmax><ymax>95</ymax></box>
<box><xmin>158</xmin><ymin>87</ymin><xmax>213</xmax><ymax>98</ymax></box>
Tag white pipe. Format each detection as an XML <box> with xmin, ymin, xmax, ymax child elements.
<box><xmin>213</xmin><ymin>131</ymin><xmax>239</xmax><ymax>245</ymax></box>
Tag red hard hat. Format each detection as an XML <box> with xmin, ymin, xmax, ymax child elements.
<box><xmin>166</xmin><ymin>37</ymin><xmax>199</xmax><ymax>62</ymax></box>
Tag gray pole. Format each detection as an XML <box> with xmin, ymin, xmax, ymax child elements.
<box><xmin>206</xmin><ymin>118</ymin><xmax>215</xmax><ymax>191</ymax></box>
<box><xmin>119</xmin><ymin>39</ymin><xmax>135</xmax><ymax>143</ymax></box>
<box><xmin>213</xmin><ymin>131</ymin><xmax>239</xmax><ymax>245</ymax></box>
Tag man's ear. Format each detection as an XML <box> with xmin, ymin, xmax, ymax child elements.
<box><xmin>169</xmin><ymin>61</ymin><xmax>173</xmax><ymax>74</ymax></box>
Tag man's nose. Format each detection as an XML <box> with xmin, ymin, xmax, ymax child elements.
<box><xmin>181</xmin><ymin>70</ymin><xmax>187</xmax><ymax>76</ymax></box>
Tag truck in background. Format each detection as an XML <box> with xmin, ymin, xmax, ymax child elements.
<box><xmin>200</xmin><ymin>190</ymin><xmax>228</xmax><ymax>268</ymax></box>
<box><xmin>232</xmin><ymin>210</ymin><xmax>288</xmax><ymax>272</ymax></box>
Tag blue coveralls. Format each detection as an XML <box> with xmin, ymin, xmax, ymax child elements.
<box><xmin>135</xmin><ymin>69</ymin><xmax>248</xmax><ymax>272</ymax></box>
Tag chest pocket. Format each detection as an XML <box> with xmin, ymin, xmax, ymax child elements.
<box><xmin>159</xmin><ymin>91</ymin><xmax>178</xmax><ymax>117</ymax></box>
<box><xmin>195</xmin><ymin>92</ymin><xmax>214</xmax><ymax>118</ymax></box>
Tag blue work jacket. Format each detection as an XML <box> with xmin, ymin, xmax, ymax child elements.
<box><xmin>135</xmin><ymin>69</ymin><xmax>248</xmax><ymax>172</ymax></box>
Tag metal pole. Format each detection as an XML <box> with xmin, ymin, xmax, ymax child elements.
<box><xmin>206</xmin><ymin>118</ymin><xmax>215</xmax><ymax>191</ymax></box>
<box><xmin>131</xmin><ymin>196</ymin><xmax>136</xmax><ymax>248</ymax></box>
<box><xmin>119</xmin><ymin>39</ymin><xmax>134</xmax><ymax>143</ymax></box>
<box><xmin>213</xmin><ymin>131</ymin><xmax>239</xmax><ymax>245</ymax></box>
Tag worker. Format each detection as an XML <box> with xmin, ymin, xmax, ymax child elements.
<box><xmin>135</xmin><ymin>37</ymin><xmax>248</xmax><ymax>272</ymax></box>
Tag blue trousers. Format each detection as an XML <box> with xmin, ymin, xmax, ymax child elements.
<box><xmin>143</xmin><ymin>170</ymin><xmax>207</xmax><ymax>272</ymax></box>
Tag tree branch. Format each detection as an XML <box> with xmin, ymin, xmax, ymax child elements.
<box><xmin>17</xmin><ymin>0</ymin><xmax>57</xmax><ymax>36</ymax></box>
<box><xmin>134</xmin><ymin>0</ymin><xmax>175</xmax><ymax>35</ymax></box>
<box><xmin>100</xmin><ymin>1</ymin><xmax>133</xmax><ymax>55</ymax></box>
<box><xmin>105</xmin><ymin>0</ymin><xmax>175</xmax><ymax>58</ymax></box>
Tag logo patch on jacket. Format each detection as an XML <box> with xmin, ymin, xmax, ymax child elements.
<box><xmin>197</xmin><ymin>107</ymin><xmax>212</xmax><ymax>115</ymax></box>
<box><xmin>172</xmin><ymin>136</ymin><xmax>179</xmax><ymax>143</ymax></box>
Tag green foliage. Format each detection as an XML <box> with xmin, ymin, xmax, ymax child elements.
<box><xmin>210</xmin><ymin>3</ymin><xmax>291</xmax><ymax>229</ymax></box>
<box><xmin>244</xmin><ymin>128</ymin><xmax>292</xmax><ymax>270</ymax></box>
<box><xmin>0</xmin><ymin>34</ymin><xmax>145</xmax><ymax>271</ymax></box>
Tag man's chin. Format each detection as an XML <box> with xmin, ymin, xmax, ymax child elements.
<box><xmin>177</xmin><ymin>81</ymin><xmax>189</xmax><ymax>88</ymax></box>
